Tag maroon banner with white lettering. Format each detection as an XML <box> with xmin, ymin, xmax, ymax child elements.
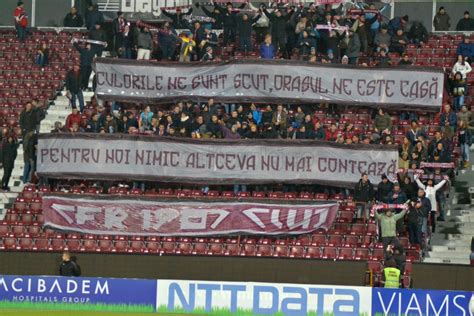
<box><xmin>42</xmin><ymin>195</ymin><xmax>339</xmax><ymax>236</ymax></box>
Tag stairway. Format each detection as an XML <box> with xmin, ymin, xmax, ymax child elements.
<box><xmin>424</xmin><ymin>150</ymin><xmax>474</xmax><ymax>265</ymax></box>
<box><xmin>0</xmin><ymin>90</ymin><xmax>95</xmax><ymax>220</ymax></box>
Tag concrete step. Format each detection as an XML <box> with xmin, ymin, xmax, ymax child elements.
<box><xmin>422</xmin><ymin>257</ymin><xmax>471</xmax><ymax>265</ymax></box>
<box><xmin>430</xmin><ymin>233</ymin><xmax>473</xmax><ymax>242</ymax></box>
<box><xmin>427</xmin><ymin>251</ymin><xmax>471</xmax><ymax>260</ymax></box>
<box><xmin>430</xmin><ymin>245</ymin><xmax>471</xmax><ymax>253</ymax></box>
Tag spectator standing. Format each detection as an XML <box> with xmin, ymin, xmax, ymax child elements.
<box><xmin>73</xmin><ymin>40</ymin><xmax>95</xmax><ymax>90</ymax></box>
<box><xmin>199</xmin><ymin>25</ymin><xmax>218</xmax><ymax>56</ymax></box>
<box><xmin>388</xmin><ymin>15</ymin><xmax>409</xmax><ymax>36</ymax></box>
<box><xmin>456</xmin><ymin>11</ymin><xmax>474</xmax><ymax>31</ymax></box>
<box><xmin>354</xmin><ymin>173</ymin><xmax>375</xmax><ymax>219</ymax></box>
<box><xmin>1</xmin><ymin>135</ymin><xmax>18</xmax><ymax>191</ymax></box>
<box><xmin>414</xmin><ymin>174</ymin><xmax>448</xmax><ymax>233</ymax></box>
<box><xmin>456</xmin><ymin>37</ymin><xmax>474</xmax><ymax>62</ymax></box>
<box><xmin>89</xmin><ymin>23</ymin><xmax>107</xmax><ymax>57</ymax></box>
<box><xmin>139</xmin><ymin>106</ymin><xmax>154</xmax><ymax>132</ymax></box>
<box><xmin>178</xmin><ymin>32</ymin><xmax>196</xmax><ymax>62</ymax></box>
<box><xmin>136</xmin><ymin>27</ymin><xmax>153</xmax><ymax>60</ymax></box>
<box><xmin>85</xmin><ymin>4</ymin><xmax>104</xmax><ymax>31</ymax></box>
<box><xmin>381</xmin><ymin>259</ymin><xmax>401</xmax><ymax>288</ymax></box>
<box><xmin>433</xmin><ymin>7</ymin><xmax>450</xmax><ymax>31</ymax></box>
<box><xmin>347</xmin><ymin>31</ymin><xmax>361</xmax><ymax>65</ymax></box>
<box><xmin>59</xmin><ymin>252</ymin><xmax>81</xmax><ymax>277</ymax></box>
<box><xmin>459</xmin><ymin>120</ymin><xmax>472</xmax><ymax>168</ymax></box>
<box><xmin>297</xmin><ymin>31</ymin><xmax>316</xmax><ymax>59</ymax></box>
<box><xmin>375</xmin><ymin>208</ymin><xmax>407</xmax><ymax>249</ymax></box>
<box><xmin>374</xmin><ymin>108</ymin><xmax>392</xmax><ymax>135</ymax></box>
<box><xmin>162</xmin><ymin>8</ymin><xmax>191</xmax><ymax>29</ymax></box>
<box><xmin>406</xmin><ymin>120</ymin><xmax>427</xmax><ymax>145</ymax></box>
<box><xmin>158</xmin><ymin>22</ymin><xmax>178</xmax><ymax>61</ymax></box>
<box><xmin>237</xmin><ymin>14</ymin><xmax>253</xmax><ymax>53</ymax></box>
<box><xmin>407</xmin><ymin>197</ymin><xmax>426</xmax><ymax>247</ymax></box>
<box><xmin>457</xmin><ymin>105</ymin><xmax>472</xmax><ymax>127</ymax></box>
<box><xmin>65</xmin><ymin>65</ymin><xmax>84</xmax><ymax>112</ymax></box>
<box><xmin>120</xmin><ymin>24</ymin><xmax>134</xmax><ymax>59</ymax></box>
<box><xmin>22</xmin><ymin>133</ymin><xmax>36</xmax><ymax>184</ymax></box>
<box><xmin>19</xmin><ymin>102</ymin><xmax>36</xmax><ymax>139</ymax></box>
<box><xmin>439</xmin><ymin>103</ymin><xmax>457</xmax><ymax>132</ymax></box>
<box><xmin>260</xmin><ymin>34</ymin><xmax>275</xmax><ymax>59</ymax></box>
<box><xmin>271</xmin><ymin>104</ymin><xmax>287</xmax><ymax>135</ymax></box>
<box><xmin>14</xmin><ymin>1</ymin><xmax>27</xmax><ymax>42</ymax></box>
<box><xmin>65</xmin><ymin>108</ymin><xmax>82</xmax><ymax>132</ymax></box>
<box><xmin>376</xmin><ymin>174</ymin><xmax>393</xmax><ymax>203</ymax></box>
<box><xmin>215</xmin><ymin>2</ymin><xmax>245</xmax><ymax>46</ymax></box>
<box><xmin>247</xmin><ymin>3</ymin><xmax>270</xmax><ymax>43</ymax></box>
<box><xmin>112</xmin><ymin>11</ymin><xmax>127</xmax><ymax>56</ymax></box>
<box><xmin>64</xmin><ymin>7</ymin><xmax>83</xmax><ymax>27</ymax></box>
<box><xmin>398</xmin><ymin>137</ymin><xmax>412</xmax><ymax>169</ymax></box>
<box><xmin>263</xmin><ymin>8</ymin><xmax>288</xmax><ymax>57</ymax></box>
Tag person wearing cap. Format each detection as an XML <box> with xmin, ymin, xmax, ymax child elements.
<box><xmin>433</xmin><ymin>7</ymin><xmax>450</xmax><ymax>31</ymax></box>
<box><xmin>408</xmin><ymin>21</ymin><xmax>428</xmax><ymax>45</ymax></box>
<box><xmin>162</xmin><ymin>7</ymin><xmax>191</xmax><ymax>29</ymax></box>
<box><xmin>374</xmin><ymin>24</ymin><xmax>391</xmax><ymax>53</ymax></box>
<box><xmin>201</xmin><ymin>46</ymin><xmax>214</xmax><ymax>61</ymax></box>
<box><xmin>112</xmin><ymin>11</ymin><xmax>127</xmax><ymax>56</ymax></box>
<box><xmin>456</xmin><ymin>11</ymin><xmax>474</xmax><ymax>31</ymax></box>
<box><xmin>64</xmin><ymin>7</ymin><xmax>83</xmax><ymax>28</ymax></box>
<box><xmin>13</xmin><ymin>1</ymin><xmax>27</xmax><ymax>42</ymax></box>
<box><xmin>388</xmin><ymin>15</ymin><xmax>408</xmax><ymax>36</ymax></box>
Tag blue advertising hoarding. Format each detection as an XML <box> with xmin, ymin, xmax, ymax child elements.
<box><xmin>0</xmin><ymin>275</ymin><xmax>157</xmax><ymax>313</ymax></box>
<box><xmin>372</xmin><ymin>287</ymin><xmax>473</xmax><ymax>316</ymax></box>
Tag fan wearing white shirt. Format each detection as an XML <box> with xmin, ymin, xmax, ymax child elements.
<box><xmin>414</xmin><ymin>174</ymin><xmax>448</xmax><ymax>233</ymax></box>
<box><xmin>452</xmin><ymin>55</ymin><xmax>472</xmax><ymax>79</ymax></box>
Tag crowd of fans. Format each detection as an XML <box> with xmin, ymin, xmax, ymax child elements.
<box><xmin>2</xmin><ymin>1</ymin><xmax>474</xmax><ymax>272</ymax></box>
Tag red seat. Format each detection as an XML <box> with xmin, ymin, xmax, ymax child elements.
<box><xmin>145</xmin><ymin>241</ymin><xmax>161</xmax><ymax>253</ymax></box>
<box><xmin>208</xmin><ymin>243</ymin><xmax>224</xmax><ymax>255</ymax></box>
<box><xmin>256</xmin><ymin>244</ymin><xmax>273</xmax><ymax>257</ymax></box>
<box><xmin>207</xmin><ymin>190</ymin><xmax>220</xmax><ymax>197</ymax></box>
<box><xmin>289</xmin><ymin>245</ymin><xmax>305</xmax><ymax>258</ymax></box>
<box><xmin>404</xmin><ymin>262</ymin><xmax>413</xmax><ymax>275</ymax></box>
<box><xmin>326</xmin><ymin>235</ymin><xmax>343</xmax><ymax>247</ymax></box>
<box><xmin>240</xmin><ymin>244</ymin><xmax>257</xmax><ymax>256</ymax></box>
<box><xmin>112</xmin><ymin>240</ymin><xmax>129</xmax><ymax>253</ymax></box>
<box><xmin>129</xmin><ymin>188</ymin><xmax>143</xmax><ymax>195</ymax></box>
<box><xmin>224</xmin><ymin>243</ymin><xmax>240</xmax><ymax>256</ymax></box>
<box><xmin>366</xmin><ymin>223</ymin><xmax>377</xmax><ymax>236</ymax></box>
<box><xmin>367</xmin><ymin>260</ymin><xmax>383</xmax><ymax>273</ymax></box>
<box><xmin>359</xmin><ymin>235</ymin><xmax>373</xmax><ymax>248</ymax></box>
<box><xmin>406</xmin><ymin>249</ymin><xmax>421</xmax><ymax>262</ymax></box>
<box><xmin>51</xmin><ymin>238</ymin><xmax>65</xmax><ymax>251</ymax></box>
<box><xmin>338</xmin><ymin>211</ymin><xmax>354</xmax><ymax>223</ymax></box>
<box><xmin>1</xmin><ymin>237</ymin><xmax>17</xmax><ymax>250</ymax></box>
<box><xmin>21</xmin><ymin>213</ymin><xmax>34</xmax><ymax>224</ymax></box>
<box><xmin>222</xmin><ymin>191</ymin><xmax>234</xmax><ymax>198</ymax></box>
<box><xmin>298</xmin><ymin>192</ymin><xmax>313</xmax><ymax>200</ymax></box>
<box><xmin>33</xmin><ymin>238</ymin><xmax>49</xmax><ymax>251</ymax></box>
<box><xmin>344</xmin><ymin>235</ymin><xmax>359</xmax><ymax>248</ymax></box>
<box><xmin>192</xmin><ymin>242</ymin><xmax>208</xmax><ymax>255</ymax></box>
<box><xmin>161</xmin><ymin>241</ymin><xmax>176</xmax><ymax>254</ymax></box>
<box><xmin>83</xmin><ymin>239</ymin><xmax>98</xmax><ymax>252</ymax></box>
<box><xmin>337</xmin><ymin>247</ymin><xmax>354</xmax><ymax>260</ymax></box>
<box><xmin>272</xmin><ymin>245</ymin><xmax>288</xmax><ymax>257</ymax></box>
<box><xmin>311</xmin><ymin>234</ymin><xmax>326</xmax><ymax>246</ymax></box>
<box><xmin>191</xmin><ymin>190</ymin><xmax>204</xmax><ymax>197</ymax></box>
<box><xmin>97</xmin><ymin>240</ymin><xmax>113</xmax><ymax>252</ymax></box>
<box><xmin>252</xmin><ymin>191</ymin><xmax>265</xmax><ymax>198</ymax></box>
<box><xmin>322</xmin><ymin>247</ymin><xmax>338</xmax><ymax>259</ymax></box>
<box><xmin>18</xmin><ymin>237</ymin><xmax>33</xmax><ymax>250</ymax></box>
<box><xmin>354</xmin><ymin>248</ymin><xmax>370</xmax><ymax>260</ymax></box>
<box><xmin>305</xmin><ymin>246</ymin><xmax>322</xmax><ymax>259</ymax></box>
<box><xmin>0</xmin><ymin>225</ymin><xmax>10</xmax><ymax>237</ymax></box>
<box><xmin>292</xmin><ymin>235</ymin><xmax>311</xmax><ymax>246</ymax></box>
<box><xmin>130</xmin><ymin>241</ymin><xmax>145</xmax><ymax>253</ymax></box>
<box><xmin>315</xmin><ymin>193</ymin><xmax>328</xmax><ymax>200</ymax></box>
<box><xmin>11</xmin><ymin>225</ymin><xmax>25</xmax><ymax>236</ymax></box>
<box><xmin>370</xmin><ymin>248</ymin><xmax>385</xmax><ymax>260</ymax></box>
<box><xmin>65</xmin><ymin>239</ymin><xmax>82</xmax><ymax>251</ymax></box>
<box><xmin>350</xmin><ymin>224</ymin><xmax>365</xmax><ymax>235</ymax></box>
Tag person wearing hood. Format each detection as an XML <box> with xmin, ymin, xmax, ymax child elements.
<box><xmin>408</xmin><ymin>21</ymin><xmax>428</xmax><ymax>45</ymax></box>
<box><xmin>433</xmin><ymin>7</ymin><xmax>450</xmax><ymax>31</ymax></box>
<box><xmin>390</xmin><ymin>28</ymin><xmax>409</xmax><ymax>55</ymax></box>
<box><xmin>456</xmin><ymin>11</ymin><xmax>474</xmax><ymax>31</ymax></box>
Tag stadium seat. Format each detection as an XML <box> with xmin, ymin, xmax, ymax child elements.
<box><xmin>256</xmin><ymin>244</ymin><xmax>273</xmax><ymax>257</ymax></box>
<box><xmin>161</xmin><ymin>241</ymin><xmax>176</xmax><ymax>254</ymax></box>
<box><xmin>65</xmin><ymin>239</ymin><xmax>82</xmax><ymax>251</ymax></box>
<box><xmin>354</xmin><ymin>248</ymin><xmax>370</xmax><ymax>260</ymax></box>
<box><xmin>145</xmin><ymin>241</ymin><xmax>161</xmax><ymax>254</ymax></box>
<box><xmin>322</xmin><ymin>247</ymin><xmax>338</xmax><ymax>259</ymax></box>
<box><xmin>207</xmin><ymin>243</ymin><xmax>224</xmax><ymax>255</ymax></box>
<box><xmin>337</xmin><ymin>247</ymin><xmax>354</xmax><ymax>260</ymax></box>
<box><xmin>18</xmin><ymin>237</ymin><xmax>33</xmax><ymax>250</ymax></box>
<box><xmin>97</xmin><ymin>240</ymin><xmax>113</xmax><ymax>252</ymax></box>
<box><xmin>83</xmin><ymin>239</ymin><xmax>98</xmax><ymax>252</ymax></box>
<box><xmin>289</xmin><ymin>245</ymin><xmax>305</xmax><ymax>258</ymax></box>
<box><xmin>176</xmin><ymin>242</ymin><xmax>192</xmax><ymax>255</ymax></box>
<box><xmin>370</xmin><ymin>248</ymin><xmax>384</xmax><ymax>261</ymax></box>
<box><xmin>344</xmin><ymin>236</ymin><xmax>359</xmax><ymax>248</ymax></box>
<box><xmin>192</xmin><ymin>243</ymin><xmax>208</xmax><ymax>255</ymax></box>
<box><xmin>305</xmin><ymin>246</ymin><xmax>322</xmax><ymax>259</ymax></box>
<box><xmin>130</xmin><ymin>241</ymin><xmax>145</xmax><ymax>253</ymax></box>
<box><xmin>240</xmin><ymin>244</ymin><xmax>257</xmax><ymax>256</ymax></box>
<box><xmin>224</xmin><ymin>243</ymin><xmax>240</xmax><ymax>256</ymax></box>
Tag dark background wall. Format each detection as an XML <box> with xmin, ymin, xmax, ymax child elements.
<box><xmin>0</xmin><ymin>252</ymin><xmax>472</xmax><ymax>291</ymax></box>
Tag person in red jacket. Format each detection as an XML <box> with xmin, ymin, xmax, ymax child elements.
<box><xmin>14</xmin><ymin>1</ymin><xmax>27</xmax><ymax>42</ymax></box>
<box><xmin>325</xmin><ymin>123</ymin><xmax>339</xmax><ymax>141</ymax></box>
<box><xmin>65</xmin><ymin>108</ymin><xmax>82</xmax><ymax>132</ymax></box>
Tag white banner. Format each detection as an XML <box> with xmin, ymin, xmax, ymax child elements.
<box><xmin>95</xmin><ymin>59</ymin><xmax>444</xmax><ymax>109</ymax></box>
<box><xmin>156</xmin><ymin>280</ymin><xmax>373</xmax><ymax>315</ymax></box>
<box><xmin>37</xmin><ymin>134</ymin><xmax>398</xmax><ymax>186</ymax></box>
